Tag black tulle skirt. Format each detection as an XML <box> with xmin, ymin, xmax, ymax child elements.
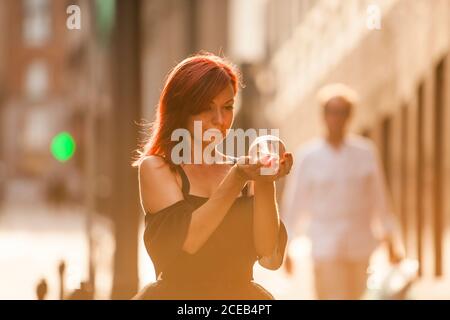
<box><xmin>132</xmin><ymin>279</ymin><xmax>274</xmax><ymax>300</ymax></box>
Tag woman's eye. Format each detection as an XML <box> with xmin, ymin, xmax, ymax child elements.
<box><xmin>224</xmin><ymin>105</ymin><xmax>234</xmax><ymax>110</ymax></box>
<box><xmin>202</xmin><ymin>106</ymin><xmax>213</xmax><ymax>113</ymax></box>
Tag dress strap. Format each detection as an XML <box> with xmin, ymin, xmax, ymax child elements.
<box><xmin>175</xmin><ymin>165</ymin><xmax>190</xmax><ymax>197</ymax></box>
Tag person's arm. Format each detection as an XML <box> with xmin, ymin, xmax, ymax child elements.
<box><xmin>139</xmin><ymin>156</ymin><xmax>247</xmax><ymax>255</ymax></box>
<box><xmin>253</xmin><ymin>181</ymin><xmax>280</xmax><ymax>257</ymax></box>
<box><xmin>370</xmin><ymin>146</ymin><xmax>405</xmax><ymax>262</ymax></box>
<box><xmin>182</xmin><ymin>165</ymin><xmax>247</xmax><ymax>254</ymax></box>
<box><xmin>251</xmin><ymin>153</ymin><xmax>292</xmax><ymax>270</ymax></box>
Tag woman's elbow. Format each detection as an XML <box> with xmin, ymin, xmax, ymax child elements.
<box><xmin>258</xmin><ymin>252</ymin><xmax>284</xmax><ymax>270</ymax></box>
<box><xmin>255</xmin><ymin>232</ymin><xmax>278</xmax><ymax>257</ymax></box>
<box><xmin>182</xmin><ymin>237</ymin><xmax>201</xmax><ymax>255</ymax></box>
<box><xmin>255</xmin><ymin>242</ymin><xmax>277</xmax><ymax>258</ymax></box>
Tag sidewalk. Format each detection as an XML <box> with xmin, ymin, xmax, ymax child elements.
<box><xmin>0</xmin><ymin>200</ymin><xmax>114</xmax><ymax>300</ymax></box>
<box><xmin>2</xmin><ymin>198</ymin><xmax>448</xmax><ymax>300</ymax></box>
<box><xmin>253</xmin><ymin>237</ymin><xmax>316</xmax><ymax>300</ymax></box>
<box><xmin>408</xmin><ymin>279</ymin><xmax>450</xmax><ymax>300</ymax></box>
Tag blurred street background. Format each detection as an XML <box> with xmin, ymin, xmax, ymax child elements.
<box><xmin>0</xmin><ymin>0</ymin><xmax>449</xmax><ymax>299</ymax></box>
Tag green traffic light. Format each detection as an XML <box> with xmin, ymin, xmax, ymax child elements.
<box><xmin>51</xmin><ymin>132</ymin><xmax>76</xmax><ymax>162</ymax></box>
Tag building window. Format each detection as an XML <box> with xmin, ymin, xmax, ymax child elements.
<box><xmin>22</xmin><ymin>0</ymin><xmax>52</xmax><ymax>47</ymax></box>
<box><xmin>24</xmin><ymin>60</ymin><xmax>49</xmax><ymax>101</ymax></box>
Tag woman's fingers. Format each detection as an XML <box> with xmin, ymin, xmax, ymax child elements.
<box><xmin>276</xmin><ymin>161</ymin><xmax>288</xmax><ymax>179</ymax></box>
<box><xmin>237</xmin><ymin>158</ymin><xmax>264</xmax><ymax>180</ymax></box>
<box><xmin>273</xmin><ymin>153</ymin><xmax>293</xmax><ymax>179</ymax></box>
<box><xmin>236</xmin><ymin>152</ymin><xmax>294</xmax><ymax>181</ymax></box>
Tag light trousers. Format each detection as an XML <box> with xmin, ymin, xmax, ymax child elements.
<box><xmin>313</xmin><ymin>258</ymin><xmax>369</xmax><ymax>300</ymax></box>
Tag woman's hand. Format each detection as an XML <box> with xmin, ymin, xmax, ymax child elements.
<box><xmin>233</xmin><ymin>157</ymin><xmax>264</xmax><ymax>182</ymax></box>
<box><xmin>266</xmin><ymin>152</ymin><xmax>293</xmax><ymax>181</ymax></box>
<box><xmin>235</xmin><ymin>152</ymin><xmax>293</xmax><ymax>182</ymax></box>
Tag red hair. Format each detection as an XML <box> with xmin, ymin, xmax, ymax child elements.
<box><xmin>132</xmin><ymin>52</ymin><xmax>241</xmax><ymax>169</ymax></box>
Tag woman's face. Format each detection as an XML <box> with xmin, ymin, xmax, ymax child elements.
<box><xmin>187</xmin><ymin>83</ymin><xmax>235</xmax><ymax>143</ymax></box>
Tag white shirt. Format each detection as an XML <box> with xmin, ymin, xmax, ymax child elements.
<box><xmin>281</xmin><ymin>135</ymin><xmax>400</xmax><ymax>261</ymax></box>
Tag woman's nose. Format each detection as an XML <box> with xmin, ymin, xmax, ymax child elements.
<box><xmin>212</xmin><ymin>109</ymin><xmax>224</xmax><ymax>126</ymax></box>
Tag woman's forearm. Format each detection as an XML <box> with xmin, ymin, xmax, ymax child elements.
<box><xmin>253</xmin><ymin>181</ymin><xmax>280</xmax><ymax>257</ymax></box>
<box><xmin>182</xmin><ymin>166</ymin><xmax>247</xmax><ymax>254</ymax></box>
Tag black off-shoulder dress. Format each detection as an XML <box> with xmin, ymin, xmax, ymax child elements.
<box><xmin>134</xmin><ymin>164</ymin><xmax>288</xmax><ymax>300</ymax></box>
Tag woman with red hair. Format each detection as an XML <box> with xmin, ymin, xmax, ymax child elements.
<box><xmin>132</xmin><ymin>52</ymin><xmax>293</xmax><ymax>299</ymax></box>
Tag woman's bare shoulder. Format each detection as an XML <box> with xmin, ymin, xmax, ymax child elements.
<box><xmin>139</xmin><ymin>155</ymin><xmax>169</xmax><ymax>170</ymax></box>
<box><xmin>138</xmin><ymin>156</ymin><xmax>184</xmax><ymax>214</ymax></box>
<box><xmin>139</xmin><ymin>156</ymin><xmax>174</xmax><ymax>183</ymax></box>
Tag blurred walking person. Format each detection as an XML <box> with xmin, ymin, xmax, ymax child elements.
<box><xmin>281</xmin><ymin>83</ymin><xmax>404</xmax><ymax>300</ymax></box>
